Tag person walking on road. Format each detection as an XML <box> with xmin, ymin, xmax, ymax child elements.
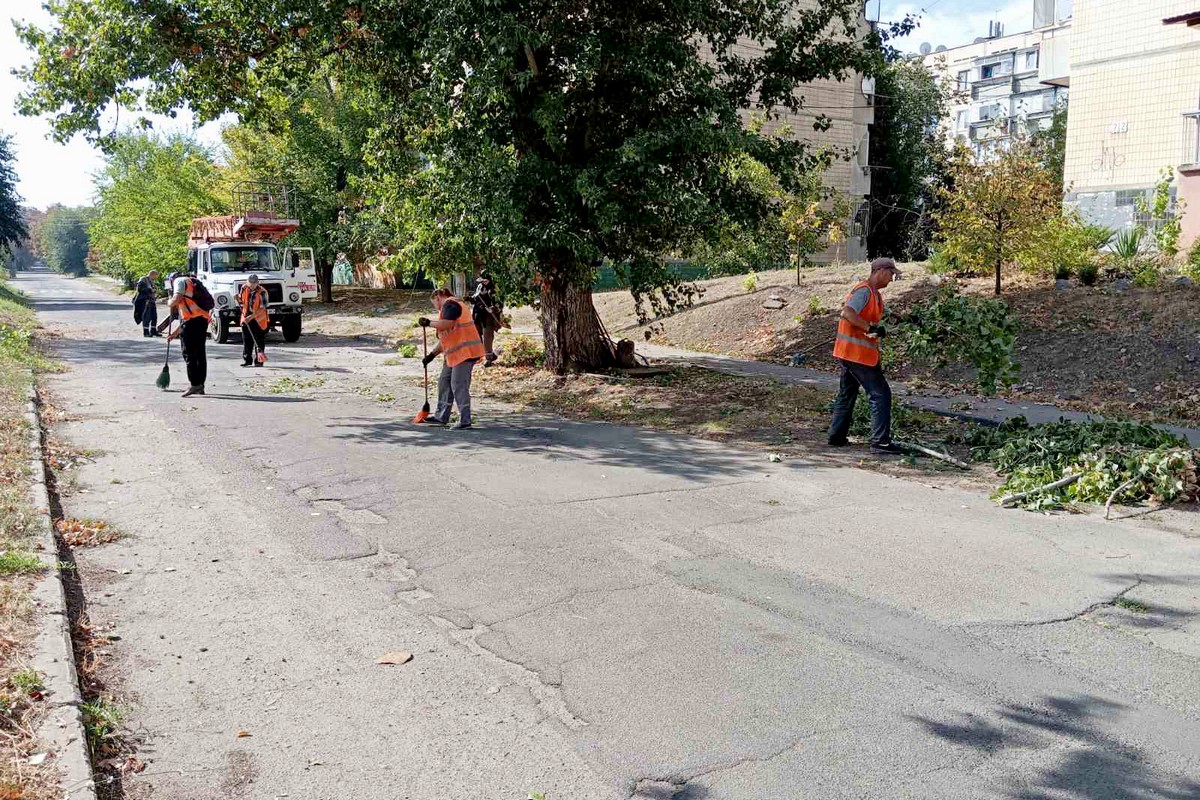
<box><xmin>418</xmin><ymin>288</ymin><xmax>486</xmax><ymax>429</ymax></box>
<box><xmin>134</xmin><ymin>270</ymin><xmax>162</xmax><ymax>337</ymax></box>
<box><xmin>168</xmin><ymin>273</ymin><xmax>211</xmax><ymax>398</ymax></box>
<box><xmin>157</xmin><ymin>271</ymin><xmax>181</xmax><ymax>335</ymax></box>
<box><xmin>239</xmin><ymin>274</ymin><xmax>270</xmax><ymax>367</ymax></box>
<box><xmin>828</xmin><ymin>257</ymin><xmax>903</xmax><ymax>454</ymax></box>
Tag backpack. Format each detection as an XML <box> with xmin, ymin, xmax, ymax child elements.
<box><xmin>132</xmin><ymin>295</ymin><xmax>144</xmax><ymax>324</ymax></box>
<box><xmin>186</xmin><ymin>278</ymin><xmax>216</xmax><ymax>312</ymax></box>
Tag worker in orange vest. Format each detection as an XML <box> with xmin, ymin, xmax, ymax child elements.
<box><xmin>239</xmin><ymin>274</ymin><xmax>270</xmax><ymax>367</ymax></box>
<box><xmin>167</xmin><ymin>273</ymin><xmax>213</xmax><ymax>398</ymax></box>
<box><xmin>828</xmin><ymin>257</ymin><xmax>903</xmax><ymax>453</ymax></box>
<box><xmin>417</xmin><ymin>287</ymin><xmax>487</xmax><ymax>429</ymax></box>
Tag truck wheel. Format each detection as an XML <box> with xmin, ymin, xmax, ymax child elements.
<box><xmin>210</xmin><ymin>313</ymin><xmax>231</xmax><ymax>344</ymax></box>
<box><xmin>282</xmin><ymin>316</ymin><xmax>302</xmax><ymax>342</ymax></box>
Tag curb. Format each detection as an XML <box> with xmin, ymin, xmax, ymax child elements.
<box><xmin>24</xmin><ymin>376</ymin><xmax>96</xmax><ymax>800</ymax></box>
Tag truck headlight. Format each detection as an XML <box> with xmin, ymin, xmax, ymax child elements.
<box><xmin>289</xmin><ymin>292</ymin><xmax>300</xmax><ymax>302</ymax></box>
<box><xmin>217</xmin><ymin>294</ymin><xmax>229</xmax><ymax>306</ymax></box>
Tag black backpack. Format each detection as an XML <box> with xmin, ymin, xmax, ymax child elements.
<box><xmin>186</xmin><ymin>278</ymin><xmax>216</xmax><ymax>312</ymax></box>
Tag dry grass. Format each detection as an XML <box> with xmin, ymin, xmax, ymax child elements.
<box><xmin>0</xmin><ymin>278</ymin><xmax>56</xmax><ymax>799</ymax></box>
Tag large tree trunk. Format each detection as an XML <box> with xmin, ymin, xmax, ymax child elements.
<box><xmin>317</xmin><ymin>256</ymin><xmax>334</xmax><ymax>304</ymax></box>
<box><xmin>539</xmin><ymin>276</ymin><xmax>617</xmax><ymax>374</ymax></box>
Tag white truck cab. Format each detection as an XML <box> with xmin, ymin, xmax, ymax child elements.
<box><xmin>185</xmin><ymin>183</ymin><xmax>316</xmax><ymax>344</ymax></box>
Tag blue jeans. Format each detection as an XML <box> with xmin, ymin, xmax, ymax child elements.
<box><xmin>829</xmin><ymin>359</ymin><xmax>892</xmax><ymax>445</ymax></box>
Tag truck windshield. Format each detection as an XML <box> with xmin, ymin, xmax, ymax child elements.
<box><xmin>209</xmin><ymin>247</ymin><xmax>278</xmax><ymax>273</ymax></box>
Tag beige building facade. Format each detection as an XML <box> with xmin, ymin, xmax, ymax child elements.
<box><xmin>1064</xmin><ymin>0</ymin><xmax>1200</xmax><ymax>246</ymax></box>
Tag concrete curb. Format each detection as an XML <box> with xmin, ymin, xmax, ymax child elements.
<box><xmin>24</xmin><ymin>376</ymin><xmax>96</xmax><ymax>800</ymax></box>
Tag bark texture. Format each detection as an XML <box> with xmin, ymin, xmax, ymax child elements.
<box><xmin>539</xmin><ymin>276</ymin><xmax>616</xmax><ymax>373</ymax></box>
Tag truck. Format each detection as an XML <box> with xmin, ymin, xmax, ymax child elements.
<box><xmin>185</xmin><ymin>183</ymin><xmax>319</xmax><ymax>344</ymax></box>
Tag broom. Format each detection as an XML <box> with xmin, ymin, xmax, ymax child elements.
<box><xmin>155</xmin><ymin>323</ymin><xmax>173</xmax><ymax>390</ymax></box>
<box><xmin>411</xmin><ymin>325</ymin><xmax>431</xmax><ymax>423</ymax></box>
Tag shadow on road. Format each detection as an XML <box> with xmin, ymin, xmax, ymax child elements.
<box><xmin>911</xmin><ymin>695</ymin><xmax>1200</xmax><ymax>799</ymax></box>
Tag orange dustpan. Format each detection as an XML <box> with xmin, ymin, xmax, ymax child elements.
<box><xmin>412</xmin><ymin>326</ymin><xmax>430</xmax><ymax>423</ymax></box>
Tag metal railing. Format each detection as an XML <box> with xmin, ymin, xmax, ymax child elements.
<box><xmin>231</xmin><ymin>181</ymin><xmax>298</xmax><ymax>219</ymax></box>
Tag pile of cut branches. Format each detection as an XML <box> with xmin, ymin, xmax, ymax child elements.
<box><xmin>967</xmin><ymin>417</ymin><xmax>1199</xmax><ymax>511</ymax></box>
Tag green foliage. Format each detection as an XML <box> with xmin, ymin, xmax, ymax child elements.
<box><xmin>1131</xmin><ymin>260</ymin><xmax>1162</xmax><ymax>288</ymax></box>
<box><xmin>502</xmin><ymin>335</ymin><xmax>545</xmax><ymax>368</ymax></box>
<box><xmin>968</xmin><ymin>416</ymin><xmax>1198</xmax><ymax>510</ymax></box>
<box><xmin>0</xmin><ymin>134</ymin><xmax>28</xmax><ymax>262</ymax></box>
<box><xmin>81</xmin><ymin>697</ymin><xmax>123</xmax><ymax>750</ymax></box>
<box><xmin>742</xmin><ymin>272</ymin><xmax>759</xmax><ymax>293</ymax></box>
<box><xmin>1078</xmin><ymin>262</ymin><xmax>1099</xmax><ymax>286</ymax></box>
<box><xmin>897</xmin><ymin>288</ymin><xmax>1020</xmax><ymax>394</ymax></box>
<box><xmin>867</xmin><ymin>56</ymin><xmax>958</xmax><ymax>259</ymax></box>
<box><xmin>35</xmin><ymin>206</ymin><xmax>93</xmax><ymax>276</ymax></box>
<box><xmin>1184</xmin><ymin>237</ymin><xmax>1200</xmax><ymax>281</ymax></box>
<box><xmin>90</xmin><ymin>132</ymin><xmax>225</xmax><ymax>284</ymax></box>
<box><xmin>848</xmin><ymin>396</ymin><xmax>939</xmax><ymax>441</ymax></box>
<box><xmin>0</xmin><ymin>550</ymin><xmax>44</xmax><ymax>575</ymax></box>
<box><xmin>1029</xmin><ymin>101</ymin><xmax>1067</xmax><ymax>197</ymax></box>
<box><xmin>806</xmin><ymin>296</ymin><xmax>824</xmax><ymax>317</ymax></box>
<box><xmin>9</xmin><ymin>668</ymin><xmax>43</xmax><ymax>695</ymax></box>
<box><xmin>15</xmin><ymin>0</ymin><xmax>908</xmax><ymax>372</ymax></box>
<box><xmin>1135</xmin><ymin>169</ymin><xmax>1185</xmax><ymax>259</ymax></box>
<box><xmin>395</xmin><ymin>343</ymin><xmax>418</xmax><ymax>358</ymax></box>
<box><xmin>1080</xmin><ymin>224</ymin><xmax>1116</xmax><ymax>250</ymax></box>
<box><xmin>935</xmin><ymin>141</ymin><xmax>1059</xmax><ymax>294</ymax></box>
<box><xmin>1017</xmin><ymin>213</ymin><xmax>1100</xmax><ymax>280</ymax></box>
<box><xmin>925</xmin><ymin>249</ymin><xmax>958</xmax><ymax>275</ymax></box>
<box><xmin>1112</xmin><ymin>227</ymin><xmax>1144</xmax><ymax>264</ymax></box>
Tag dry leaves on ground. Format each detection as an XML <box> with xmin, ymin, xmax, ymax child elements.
<box><xmin>55</xmin><ymin>519</ymin><xmax>120</xmax><ymax>548</ymax></box>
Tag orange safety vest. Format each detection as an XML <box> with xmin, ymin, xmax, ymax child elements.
<box><xmin>238</xmin><ymin>284</ymin><xmax>269</xmax><ymax>328</ymax></box>
<box><xmin>832</xmin><ymin>280</ymin><xmax>883</xmax><ymax>367</ymax></box>
<box><xmin>176</xmin><ymin>277</ymin><xmax>211</xmax><ymax>323</ymax></box>
<box><xmin>436</xmin><ymin>297</ymin><xmax>487</xmax><ymax>367</ymax></box>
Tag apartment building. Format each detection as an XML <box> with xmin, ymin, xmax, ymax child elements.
<box><xmin>924</xmin><ymin>0</ymin><xmax>1072</xmax><ymax>156</ymax></box>
<box><xmin>1064</xmin><ymin>1</ymin><xmax>1200</xmax><ymax>248</ymax></box>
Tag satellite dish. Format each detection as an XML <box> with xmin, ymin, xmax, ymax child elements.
<box><xmin>919</xmin><ymin>42</ymin><xmax>932</xmax><ymax>55</ymax></box>
<box><xmin>974</xmin><ymin>37</ymin><xmax>986</xmax><ymax>43</ymax></box>
<box><xmin>935</xmin><ymin>44</ymin><xmax>948</xmax><ymax>52</ymax></box>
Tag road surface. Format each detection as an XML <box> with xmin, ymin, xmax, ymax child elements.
<box><xmin>16</xmin><ymin>268</ymin><xmax>1200</xmax><ymax>799</ymax></box>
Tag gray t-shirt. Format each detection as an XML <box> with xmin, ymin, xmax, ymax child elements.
<box><xmin>846</xmin><ymin>286</ymin><xmax>872</xmax><ymax>313</ymax></box>
<box><xmin>173</xmin><ymin>276</ymin><xmax>192</xmax><ymax>297</ymax></box>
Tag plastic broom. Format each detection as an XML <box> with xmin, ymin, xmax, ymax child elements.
<box><xmin>155</xmin><ymin>324</ymin><xmax>172</xmax><ymax>390</ymax></box>
<box><xmin>411</xmin><ymin>326</ymin><xmax>430</xmax><ymax>423</ymax></box>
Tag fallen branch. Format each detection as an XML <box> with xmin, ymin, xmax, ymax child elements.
<box><xmin>896</xmin><ymin>441</ymin><xmax>970</xmax><ymax>469</ymax></box>
<box><xmin>1104</xmin><ymin>476</ymin><xmax>1142</xmax><ymax>520</ymax></box>
<box><xmin>999</xmin><ymin>473</ymin><xmax>1080</xmax><ymax>507</ymax></box>
<box><xmin>1109</xmin><ymin>503</ymin><xmax>1169</xmax><ymax>521</ymax></box>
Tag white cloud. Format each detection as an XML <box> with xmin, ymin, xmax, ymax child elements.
<box><xmin>880</xmin><ymin>0</ymin><xmax>1037</xmax><ymax>54</ymax></box>
<box><xmin>2</xmin><ymin>0</ymin><xmax>226</xmax><ymax>210</ymax></box>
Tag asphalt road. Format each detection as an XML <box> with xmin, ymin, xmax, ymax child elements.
<box><xmin>17</xmin><ymin>267</ymin><xmax>1200</xmax><ymax>800</ymax></box>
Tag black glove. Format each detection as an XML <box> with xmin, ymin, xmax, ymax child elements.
<box><xmin>868</xmin><ymin>324</ymin><xmax>887</xmax><ymax>339</ymax></box>
<box><xmin>417</xmin><ymin>317</ymin><xmax>431</xmax><ymax>328</ymax></box>
<box><xmin>422</xmin><ymin>353</ymin><xmax>436</xmax><ymax>367</ymax></box>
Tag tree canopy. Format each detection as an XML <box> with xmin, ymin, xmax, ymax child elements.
<box><xmin>18</xmin><ymin>0</ymin><xmax>901</xmax><ymax>370</ymax></box>
<box><xmin>90</xmin><ymin>132</ymin><xmax>226</xmax><ymax>285</ymax></box>
<box><xmin>0</xmin><ymin>134</ymin><xmax>28</xmax><ymax>263</ymax></box>
<box><xmin>34</xmin><ymin>206</ymin><xmax>93</xmax><ymax>277</ymax></box>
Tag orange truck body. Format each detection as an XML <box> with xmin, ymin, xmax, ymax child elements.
<box><xmin>188</xmin><ymin>213</ymin><xmax>300</xmax><ymax>246</ymax></box>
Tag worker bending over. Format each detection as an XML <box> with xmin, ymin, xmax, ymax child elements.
<box><xmin>418</xmin><ymin>288</ymin><xmax>486</xmax><ymax>429</ymax></box>
<box><xmin>827</xmin><ymin>257</ymin><xmax>902</xmax><ymax>454</ymax></box>
<box><xmin>239</xmin><ymin>274</ymin><xmax>269</xmax><ymax>367</ymax></box>
<box><xmin>168</xmin><ymin>273</ymin><xmax>211</xmax><ymax>398</ymax></box>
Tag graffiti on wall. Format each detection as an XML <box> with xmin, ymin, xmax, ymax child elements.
<box><xmin>1091</xmin><ymin>141</ymin><xmax>1126</xmax><ymax>180</ymax></box>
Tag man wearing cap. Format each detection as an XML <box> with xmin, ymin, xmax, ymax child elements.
<box><xmin>239</xmin><ymin>274</ymin><xmax>270</xmax><ymax>367</ymax></box>
<box><xmin>827</xmin><ymin>257</ymin><xmax>903</xmax><ymax>454</ymax></box>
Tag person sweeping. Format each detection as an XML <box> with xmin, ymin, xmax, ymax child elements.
<box><xmin>417</xmin><ymin>288</ymin><xmax>486</xmax><ymax>430</ymax></box>
<box><xmin>827</xmin><ymin>257</ymin><xmax>903</xmax><ymax>454</ymax></box>
<box><xmin>238</xmin><ymin>274</ymin><xmax>269</xmax><ymax>367</ymax></box>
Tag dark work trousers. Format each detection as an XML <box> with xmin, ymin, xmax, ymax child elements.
<box><xmin>480</xmin><ymin>324</ymin><xmax>498</xmax><ymax>363</ymax></box>
<box><xmin>828</xmin><ymin>358</ymin><xmax>892</xmax><ymax>445</ymax></box>
<box><xmin>141</xmin><ymin>300</ymin><xmax>158</xmax><ymax>335</ymax></box>
<box><xmin>434</xmin><ymin>358</ymin><xmax>479</xmax><ymax>425</ymax></box>
<box><xmin>242</xmin><ymin>320</ymin><xmax>267</xmax><ymax>363</ymax></box>
<box><xmin>180</xmin><ymin>317</ymin><xmax>208</xmax><ymax>388</ymax></box>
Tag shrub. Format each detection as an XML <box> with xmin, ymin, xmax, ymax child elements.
<box><xmin>1132</xmin><ymin>260</ymin><xmax>1161</xmax><ymax>288</ymax></box>
<box><xmin>1017</xmin><ymin>214</ymin><xmax>1097</xmax><ymax>280</ymax></box>
<box><xmin>1184</xmin><ymin>238</ymin><xmax>1200</xmax><ymax>281</ymax></box>
<box><xmin>742</xmin><ymin>272</ymin><xmax>759</xmax><ymax>293</ymax></box>
<box><xmin>926</xmin><ymin>249</ymin><xmax>958</xmax><ymax>275</ymax></box>
<box><xmin>806</xmin><ymin>296</ymin><xmax>823</xmax><ymax>316</ymax></box>
<box><xmin>502</xmin><ymin>335</ymin><xmax>545</xmax><ymax>367</ymax></box>
<box><xmin>1112</xmin><ymin>227</ymin><xmax>1144</xmax><ymax>263</ymax></box>
<box><xmin>1078</xmin><ymin>262</ymin><xmax>1099</xmax><ymax>286</ymax></box>
<box><xmin>897</xmin><ymin>288</ymin><xmax>1020</xmax><ymax>395</ymax></box>
<box><xmin>1081</xmin><ymin>224</ymin><xmax>1117</xmax><ymax>250</ymax></box>
<box><xmin>395</xmin><ymin>343</ymin><xmax>418</xmax><ymax>358</ymax></box>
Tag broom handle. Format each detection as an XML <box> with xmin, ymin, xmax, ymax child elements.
<box><xmin>422</xmin><ymin>326</ymin><xmax>429</xmax><ymax>404</ymax></box>
<box><xmin>164</xmin><ymin>322</ymin><xmax>173</xmax><ymax>365</ymax></box>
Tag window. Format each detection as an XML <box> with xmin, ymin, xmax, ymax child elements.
<box><xmin>1025</xmin><ymin>50</ymin><xmax>1039</xmax><ymax>70</ymax></box>
<box><xmin>1115</xmin><ymin>190</ymin><xmax>1143</xmax><ymax>208</ymax></box>
<box><xmin>208</xmin><ymin>246</ymin><xmax>280</xmax><ymax>274</ymax></box>
<box><xmin>957</xmin><ymin>70</ymin><xmax>970</xmax><ymax>89</ymax></box>
<box><xmin>981</xmin><ymin>64</ymin><xmax>997</xmax><ymax>79</ymax></box>
<box><xmin>979</xmin><ymin>103</ymin><xmax>1002</xmax><ymax>121</ymax></box>
<box><xmin>956</xmin><ymin>110</ymin><xmax>967</xmax><ymax>129</ymax></box>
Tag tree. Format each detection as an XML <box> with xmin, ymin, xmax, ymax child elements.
<box><xmin>867</xmin><ymin>57</ymin><xmax>957</xmax><ymax>260</ymax></box>
<box><xmin>934</xmin><ymin>142</ymin><xmax>1059</xmax><ymax>294</ymax></box>
<box><xmin>1029</xmin><ymin>101</ymin><xmax>1067</xmax><ymax>198</ymax></box>
<box><xmin>35</xmin><ymin>206</ymin><xmax>93</xmax><ymax>276</ymax></box>
<box><xmin>223</xmin><ymin>71</ymin><xmax>378</xmax><ymax>303</ymax></box>
<box><xmin>90</xmin><ymin>132</ymin><xmax>226</xmax><ymax>285</ymax></box>
<box><xmin>0</xmin><ymin>134</ymin><xmax>28</xmax><ymax>265</ymax></box>
<box><xmin>17</xmin><ymin>0</ymin><xmax>901</xmax><ymax>372</ymax></box>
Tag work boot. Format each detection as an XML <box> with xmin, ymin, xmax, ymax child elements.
<box><xmin>453</xmin><ymin>422</ymin><xmax>474</xmax><ymax>430</ymax></box>
<box><xmin>826</xmin><ymin>436</ymin><xmax>849</xmax><ymax>447</ymax></box>
<box><xmin>871</xmin><ymin>441</ymin><xmax>904</xmax><ymax>455</ymax></box>
<box><xmin>143</xmin><ymin>330</ymin><xmax>151</xmax><ymax>338</ymax></box>
<box><xmin>240</xmin><ymin>360</ymin><xmax>253</xmax><ymax>367</ymax></box>
<box><xmin>182</xmin><ymin>385</ymin><xmax>204</xmax><ymax>398</ymax></box>
<box><xmin>421</xmin><ymin>416</ymin><xmax>446</xmax><ymax>425</ymax></box>
<box><xmin>150</xmin><ymin>330</ymin><xmax>163</xmax><ymax>337</ymax></box>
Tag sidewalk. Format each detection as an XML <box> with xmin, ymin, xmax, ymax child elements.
<box><xmin>639</xmin><ymin>343</ymin><xmax>1200</xmax><ymax>447</ymax></box>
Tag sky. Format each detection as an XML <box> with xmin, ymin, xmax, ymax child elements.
<box><xmin>2</xmin><ymin>0</ymin><xmax>1041</xmax><ymax>211</ymax></box>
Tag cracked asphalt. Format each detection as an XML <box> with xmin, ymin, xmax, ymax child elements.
<box><xmin>19</xmin><ymin>268</ymin><xmax>1200</xmax><ymax>799</ymax></box>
